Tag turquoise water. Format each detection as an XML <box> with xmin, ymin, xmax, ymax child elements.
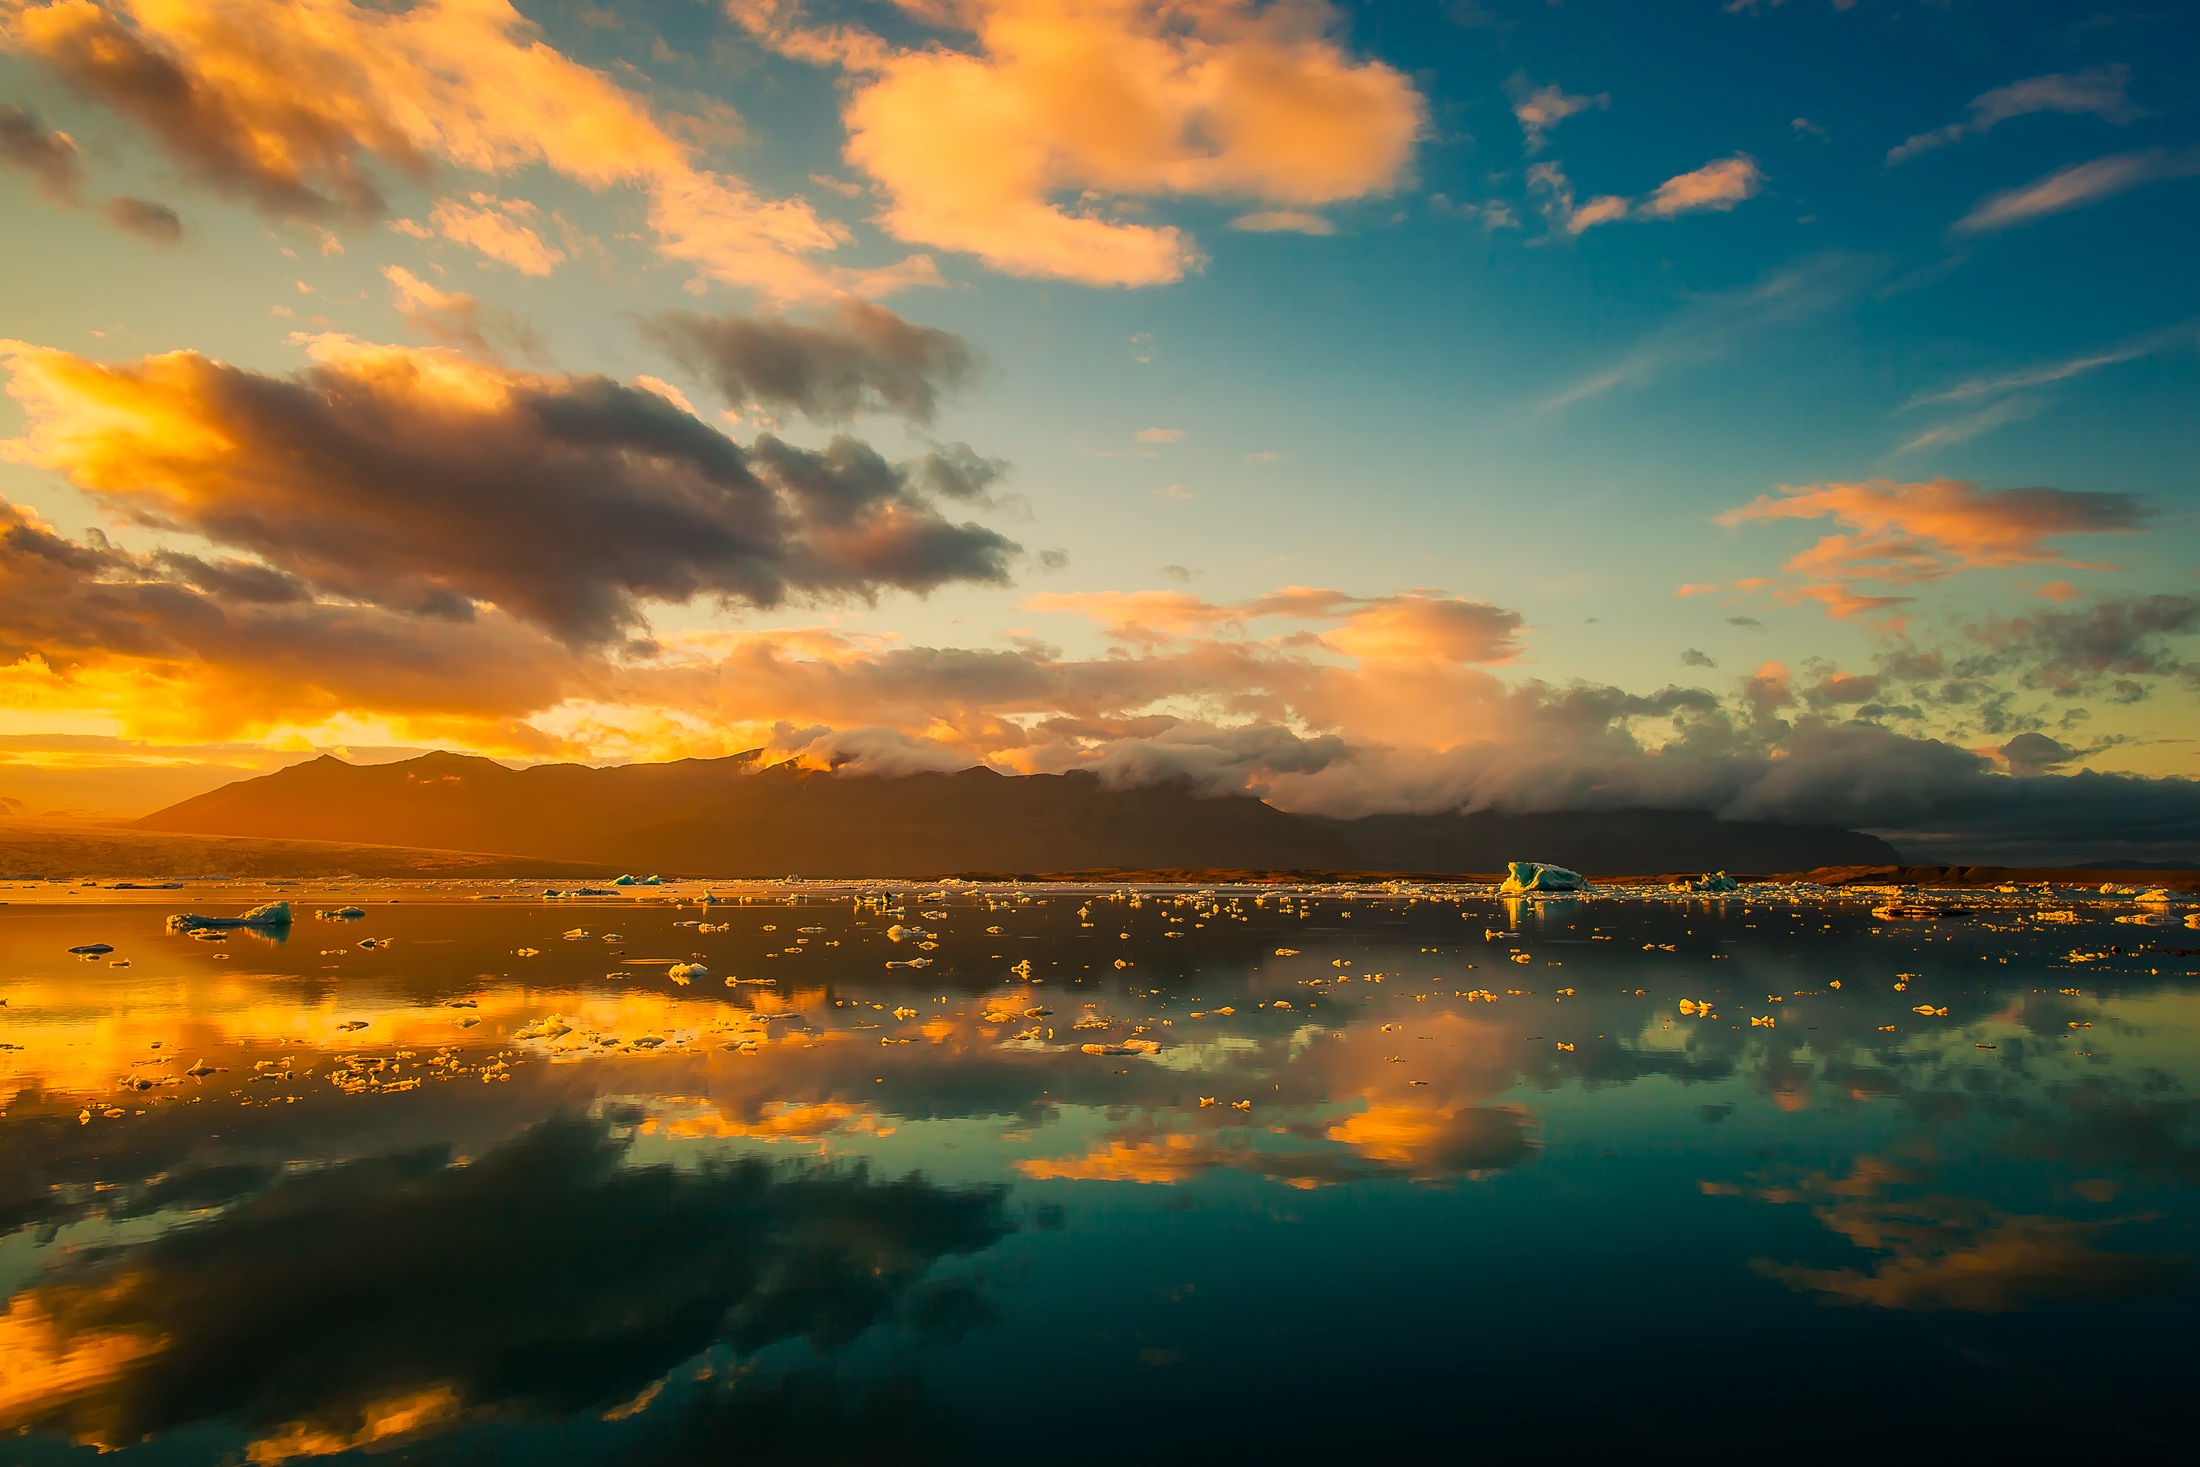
<box><xmin>2</xmin><ymin>880</ymin><xmax>2196</xmax><ymax>1460</ymax></box>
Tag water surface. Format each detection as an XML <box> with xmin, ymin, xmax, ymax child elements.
<box><xmin>3</xmin><ymin>878</ymin><xmax>2197</xmax><ymax>1460</ymax></box>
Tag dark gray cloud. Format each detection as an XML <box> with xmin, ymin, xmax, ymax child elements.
<box><xmin>642</xmin><ymin>300</ymin><xmax>977</xmax><ymax>423</ymax></box>
<box><xmin>1960</xmin><ymin>594</ymin><xmax>2200</xmax><ymax>697</ymax></box>
<box><xmin>0</xmin><ymin>101</ymin><xmax>84</xmax><ymax>202</ymax></box>
<box><xmin>22</xmin><ymin>5</ymin><xmax>393</xmax><ymax>220</ymax></box>
<box><xmin>1800</xmin><ymin>670</ymin><xmax>1881</xmax><ymax>707</ymax></box>
<box><xmin>150</xmin><ymin>550</ymin><xmax>309</xmax><ymax>605</ymax></box>
<box><xmin>39</xmin><ymin>347</ymin><xmax>1020</xmax><ymax>646</ymax></box>
<box><xmin>102</xmin><ymin>193</ymin><xmax>183</xmax><ymax>242</ymax></box>
<box><xmin>914</xmin><ymin>441</ymin><xmax>1009</xmax><ymax>501</ymax></box>
<box><xmin>1998</xmin><ymin>731</ymin><xmax>2073</xmax><ymax>775</ymax></box>
<box><xmin>1679</xmin><ymin>648</ymin><xmax>1716</xmax><ymax>668</ymax></box>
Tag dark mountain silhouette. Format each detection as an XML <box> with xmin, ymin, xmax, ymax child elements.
<box><xmin>135</xmin><ymin>751</ymin><xmax>1901</xmax><ymax>877</ymax></box>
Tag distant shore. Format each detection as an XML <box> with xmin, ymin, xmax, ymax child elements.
<box><xmin>0</xmin><ymin>822</ymin><xmax>2191</xmax><ymax>892</ymax></box>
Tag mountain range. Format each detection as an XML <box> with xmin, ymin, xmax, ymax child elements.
<box><xmin>134</xmin><ymin>751</ymin><xmax>1901</xmax><ymax>877</ymax></box>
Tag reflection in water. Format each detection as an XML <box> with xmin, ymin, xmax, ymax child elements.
<box><xmin>1</xmin><ymin>878</ymin><xmax>2197</xmax><ymax>1458</ymax></box>
<box><xmin>1733</xmin><ymin>1152</ymin><xmax>2187</xmax><ymax>1311</ymax></box>
<box><xmin>1</xmin><ymin>1117</ymin><xmax>1009</xmax><ymax>1456</ymax></box>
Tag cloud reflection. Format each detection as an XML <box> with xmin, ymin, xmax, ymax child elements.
<box><xmin>0</xmin><ymin>1117</ymin><xmax>1011</xmax><ymax>1453</ymax></box>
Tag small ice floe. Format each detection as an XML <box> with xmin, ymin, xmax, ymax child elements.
<box><xmin>613</xmin><ymin>874</ymin><xmax>637</xmax><ymax>885</ymax></box>
<box><xmin>1081</xmin><ymin>1039</ymin><xmax>1160</xmax><ymax>1056</ymax></box>
<box><xmin>165</xmin><ymin>901</ymin><xmax>293</xmax><ymax>933</ymax></box>
<box><xmin>1498</xmin><ymin>861</ymin><xmax>1584</xmax><ymax>895</ymax></box>
<box><xmin>885</xmin><ymin>957</ymin><xmax>932</xmax><ymax>969</ymax></box>
<box><xmin>316</xmin><ymin>907</ymin><xmax>366</xmax><ymax>920</ymax></box>
<box><xmin>2134</xmin><ymin>888</ymin><xmax>2180</xmax><ymax>906</ymax></box>
<box><xmin>67</xmin><ymin>943</ymin><xmax>115</xmax><ymax>956</ymax></box>
<box><xmin>668</xmin><ymin>963</ymin><xmax>707</xmax><ymax>983</ymax></box>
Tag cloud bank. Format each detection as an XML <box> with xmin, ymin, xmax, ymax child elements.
<box><xmin>0</xmin><ymin>487</ymin><xmax>2194</xmax><ymax>861</ymax></box>
<box><xmin>1711</xmin><ymin>478</ymin><xmax>2149</xmax><ymax>620</ymax></box>
<box><xmin>0</xmin><ymin>335</ymin><xmax>1020</xmax><ymax>646</ymax></box>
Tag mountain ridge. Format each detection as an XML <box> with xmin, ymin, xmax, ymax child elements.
<box><xmin>135</xmin><ymin>751</ymin><xmax>1902</xmax><ymax>877</ymax></box>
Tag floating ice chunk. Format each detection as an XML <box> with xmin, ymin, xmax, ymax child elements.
<box><xmin>316</xmin><ymin>906</ymin><xmax>367</xmax><ymax>920</ymax></box>
<box><xmin>640</xmin><ymin>875</ymin><xmax>663</xmax><ymax>885</ymax></box>
<box><xmin>2134</xmin><ymin>887</ymin><xmax>2178</xmax><ymax>906</ymax></box>
<box><xmin>669</xmin><ymin>962</ymin><xmax>707</xmax><ymax>982</ymax></box>
<box><xmin>1081</xmin><ymin>1039</ymin><xmax>1159</xmax><ymax>1056</ymax></box>
<box><xmin>165</xmin><ymin>901</ymin><xmax>292</xmax><ymax>933</ymax></box>
<box><xmin>613</xmin><ymin>874</ymin><xmax>637</xmax><ymax>886</ymax></box>
<box><xmin>67</xmin><ymin>943</ymin><xmax>114</xmax><ymax>955</ymax></box>
<box><xmin>1498</xmin><ymin>861</ymin><xmax>1585</xmax><ymax>895</ymax></box>
<box><xmin>885</xmin><ymin>957</ymin><xmax>932</xmax><ymax>968</ymax></box>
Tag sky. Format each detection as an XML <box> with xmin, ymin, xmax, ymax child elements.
<box><xmin>0</xmin><ymin>0</ymin><xmax>2196</xmax><ymax>861</ymax></box>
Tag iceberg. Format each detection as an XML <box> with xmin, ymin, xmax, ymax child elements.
<box><xmin>165</xmin><ymin>901</ymin><xmax>293</xmax><ymax>933</ymax></box>
<box><xmin>1667</xmin><ymin>872</ymin><xmax>1740</xmax><ymax>894</ymax></box>
<box><xmin>612</xmin><ymin>874</ymin><xmax>637</xmax><ymax>886</ymax></box>
<box><xmin>1499</xmin><ymin>861</ymin><xmax>1586</xmax><ymax>895</ymax></box>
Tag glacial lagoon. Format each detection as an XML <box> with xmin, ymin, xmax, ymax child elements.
<box><xmin>3</xmin><ymin>879</ymin><xmax>2198</xmax><ymax>1461</ymax></box>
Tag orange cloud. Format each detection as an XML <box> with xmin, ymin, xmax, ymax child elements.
<box><xmin>383</xmin><ymin>266</ymin><xmax>538</xmax><ymax>360</ymax></box>
<box><xmin>1023</xmin><ymin>587</ymin><xmax>1521</xmax><ymax>663</ymax></box>
<box><xmin>1535</xmin><ymin>153</ymin><xmax>1762</xmax><ymax>235</ymax></box>
<box><xmin>1</xmin><ymin>0</ymin><xmax>913</xmax><ymax>299</ymax></box>
<box><xmin>735</xmin><ymin>0</ymin><xmax>1423</xmax><ymax>285</ymax></box>
<box><xmin>1639</xmin><ymin>154</ymin><xmax>1764</xmax><ymax>217</ymax></box>
<box><xmin>427</xmin><ymin>193</ymin><xmax>562</xmax><ymax>274</ymax></box>
<box><xmin>1715</xmin><ymin>478</ymin><xmax>2148</xmax><ymax>620</ymax></box>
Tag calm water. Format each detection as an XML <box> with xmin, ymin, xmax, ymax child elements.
<box><xmin>3</xmin><ymin>879</ymin><xmax>2197</xmax><ymax>1461</ymax></box>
